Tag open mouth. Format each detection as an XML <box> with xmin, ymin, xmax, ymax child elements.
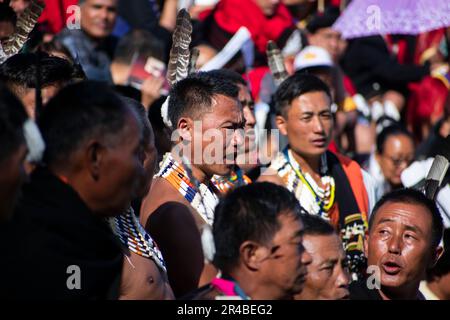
<box><xmin>382</xmin><ymin>261</ymin><xmax>402</xmax><ymax>275</ymax></box>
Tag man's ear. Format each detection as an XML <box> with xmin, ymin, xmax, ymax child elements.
<box><xmin>240</xmin><ymin>241</ymin><xmax>268</xmax><ymax>271</ymax></box>
<box><xmin>275</xmin><ymin>115</ymin><xmax>288</xmax><ymax>136</ymax></box>
<box><xmin>85</xmin><ymin>140</ymin><xmax>105</xmax><ymax>181</ymax></box>
<box><xmin>429</xmin><ymin>246</ymin><xmax>444</xmax><ymax>269</ymax></box>
<box><xmin>177</xmin><ymin>117</ymin><xmax>193</xmax><ymax>142</ymax></box>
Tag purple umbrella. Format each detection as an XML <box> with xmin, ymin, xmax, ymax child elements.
<box><xmin>333</xmin><ymin>0</ymin><xmax>450</xmax><ymax>39</ymax></box>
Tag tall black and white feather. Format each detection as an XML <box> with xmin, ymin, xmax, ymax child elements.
<box><xmin>0</xmin><ymin>0</ymin><xmax>45</xmax><ymax>64</ymax></box>
<box><xmin>167</xmin><ymin>9</ymin><xmax>193</xmax><ymax>87</ymax></box>
<box><xmin>423</xmin><ymin>155</ymin><xmax>449</xmax><ymax>200</ymax></box>
<box><xmin>266</xmin><ymin>40</ymin><xmax>288</xmax><ymax>87</ymax></box>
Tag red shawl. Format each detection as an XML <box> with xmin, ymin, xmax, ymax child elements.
<box><xmin>213</xmin><ymin>0</ymin><xmax>294</xmax><ymax>54</ymax></box>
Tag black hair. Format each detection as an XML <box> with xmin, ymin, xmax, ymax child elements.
<box><xmin>376</xmin><ymin>124</ymin><xmax>414</xmax><ymax>154</ymax></box>
<box><xmin>168</xmin><ymin>71</ymin><xmax>239</xmax><ymax>128</ymax></box>
<box><xmin>369</xmin><ymin>188</ymin><xmax>444</xmax><ymax>249</ymax></box>
<box><xmin>0</xmin><ymin>2</ymin><xmax>16</xmax><ymax>29</ymax></box>
<box><xmin>38</xmin><ymin>81</ymin><xmax>131</xmax><ymax>167</ymax></box>
<box><xmin>0</xmin><ymin>52</ymin><xmax>76</xmax><ymax>97</ymax></box>
<box><xmin>306</xmin><ymin>6</ymin><xmax>340</xmax><ymax>34</ymax></box>
<box><xmin>0</xmin><ymin>83</ymin><xmax>28</xmax><ymax>163</ymax></box>
<box><xmin>207</xmin><ymin>69</ymin><xmax>247</xmax><ymax>87</ymax></box>
<box><xmin>113</xmin><ymin>29</ymin><xmax>165</xmax><ymax>64</ymax></box>
<box><xmin>120</xmin><ymin>96</ymin><xmax>152</xmax><ymax>145</ymax></box>
<box><xmin>427</xmin><ymin>228</ymin><xmax>450</xmax><ymax>281</ymax></box>
<box><xmin>213</xmin><ymin>182</ymin><xmax>304</xmax><ymax>272</ymax></box>
<box><xmin>300</xmin><ymin>213</ymin><xmax>336</xmax><ymax>236</ymax></box>
<box><xmin>274</xmin><ymin>73</ymin><xmax>332</xmax><ymax>117</ymax></box>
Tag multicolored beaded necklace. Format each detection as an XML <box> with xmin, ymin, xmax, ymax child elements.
<box><xmin>108</xmin><ymin>207</ymin><xmax>167</xmax><ymax>273</ymax></box>
<box><xmin>211</xmin><ymin>167</ymin><xmax>252</xmax><ymax>195</ymax></box>
<box><xmin>156</xmin><ymin>152</ymin><xmax>219</xmax><ymax>226</ymax></box>
<box><xmin>269</xmin><ymin>148</ymin><xmax>335</xmax><ymax>219</ymax></box>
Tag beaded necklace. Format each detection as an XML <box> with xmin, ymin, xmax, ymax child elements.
<box><xmin>156</xmin><ymin>153</ymin><xmax>219</xmax><ymax>226</ymax></box>
<box><xmin>269</xmin><ymin>148</ymin><xmax>335</xmax><ymax>219</ymax></box>
<box><xmin>211</xmin><ymin>167</ymin><xmax>252</xmax><ymax>195</ymax></box>
<box><xmin>108</xmin><ymin>207</ymin><xmax>167</xmax><ymax>273</ymax></box>
<box><xmin>283</xmin><ymin>149</ymin><xmax>335</xmax><ymax>218</ymax></box>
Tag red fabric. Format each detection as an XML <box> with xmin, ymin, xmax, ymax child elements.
<box><xmin>343</xmin><ymin>75</ymin><xmax>357</xmax><ymax>96</ymax></box>
<box><xmin>328</xmin><ymin>140</ymin><xmax>339</xmax><ymax>154</ymax></box>
<box><xmin>213</xmin><ymin>0</ymin><xmax>294</xmax><ymax>54</ymax></box>
<box><xmin>38</xmin><ymin>0</ymin><xmax>78</xmax><ymax>34</ymax></box>
<box><xmin>414</xmin><ymin>28</ymin><xmax>446</xmax><ymax>64</ymax></box>
<box><xmin>385</xmin><ymin>35</ymin><xmax>409</xmax><ymax>64</ymax></box>
<box><xmin>244</xmin><ymin>66</ymin><xmax>270</xmax><ymax>102</ymax></box>
<box><xmin>407</xmin><ymin>76</ymin><xmax>449</xmax><ymax>139</ymax></box>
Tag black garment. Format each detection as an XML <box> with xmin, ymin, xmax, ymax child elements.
<box><xmin>327</xmin><ymin>151</ymin><xmax>368</xmax><ymax>279</ymax></box>
<box><xmin>0</xmin><ymin>167</ymin><xmax>123</xmax><ymax>300</ymax></box>
<box><xmin>117</xmin><ymin>0</ymin><xmax>171</xmax><ymax>59</ymax></box>
<box><xmin>341</xmin><ymin>35</ymin><xmax>429</xmax><ymax>99</ymax></box>
<box><xmin>416</xmin><ymin>120</ymin><xmax>450</xmax><ymax>161</ymax></box>
<box><xmin>350</xmin><ymin>278</ymin><xmax>426</xmax><ymax>300</ymax></box>
<box><xmin>349</xmin><ymin>279</ymin><xmax>383</xmax><ymax>300</ymax></box>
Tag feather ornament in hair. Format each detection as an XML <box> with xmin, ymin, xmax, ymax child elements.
<box><xmin>167</xmin><ymin>9</ymin><xmax>192</xmax><ymax>86</ymax></box>
<box><xmin>0</xmin><ymin>0</ymin><xmax>45</xmax><ymax>63</ymax></box>
<box><xmin>188</xmin><ymin>47</ymin><xmax>199</xmax><ymax>75</ymax></box>
<box><xmin>266</xmin><ymin>41</ymin><xmax>288</xmax><ymax>87</ymax></box>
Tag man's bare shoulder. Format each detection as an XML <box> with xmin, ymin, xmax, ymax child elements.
<box><xmin>140</xmin><ymin>177</ymin><xmax>190</xmax><ymax>227</ymax></box>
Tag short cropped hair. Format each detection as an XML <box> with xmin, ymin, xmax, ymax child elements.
<box><xmin>376</xmin><ymin>125</ymin><xmax>414</xmax><ymax>154</ymax></box>
<box><xmin>274</xmin><ymin>73</ymin><xmax>331</xmax><ymax>117</ymax></box>
<box><xmin>369</xmin><ymin>188</ymin><xmax>444</xmax><ymax>249</ymax></box>
<box><xmin>38</xmin><ymin>81</ymin><xmax>132</xmax><ymax>167</ymax></box>
<box><xmin>168</xmin><ymin>71</ymin><xmax>239</xmax><ymax>128</ymax></box>
<box><xmin>300</xmin><ymin>213</ymin><xmax>336</xmax><ymax>237</ymax></box>
<box><xmin>213</xmin><ymin>182</ymin><xmax>304</xmax><ymax>271</ymax></box>
<box><xmin>0</xmin><ymin>53</ymin><xmax>76</xmax><ymax>97</ymax></box>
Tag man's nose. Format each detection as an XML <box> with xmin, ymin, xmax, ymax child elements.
<box><xmin>312</xmin><ymin>116</ymin><xmax>325</xmax><ymax>133</ymax></box>
<box><xmin>336</xmin><ymin>264</ymin><xmax>350</xmax><ymax>288</ymax></box>
<box><xmin>388</xmin><ymin>233</ymin><xmax>402</xmax><ymax>254</ymax></box>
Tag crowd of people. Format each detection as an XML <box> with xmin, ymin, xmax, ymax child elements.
<box><xmin>0</xmin><ymin>0</ymin><xmax>449</xmax><ymax>300</ymax></box>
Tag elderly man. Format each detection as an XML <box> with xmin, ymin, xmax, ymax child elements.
<box><xmin>57</xmin><ymin>0</ymin><xmax>118</xmax><ymax>82</ymax></box>
<box><xmin>350</xmin><ymin>188</ymin><xmax>444</xmax><ymax>300</ymax></box>
<box><xmin>186</xmin><ymin>182</ymin><xmax>312</xmax><ymax>300</ymax></box>
<box><xmin>0</xmin><ymin>81</ymin><xmax>144</xmax><ymax>299</ymax></box>
<box><xmin>140</xmin><ymin>72</ymin><xmax>245</xmax><ymax>297</ymax></box>
<box><xmin>295</xmin><ymin>214</ymin><xmax>350</xmax><ymax>300</ymax></box>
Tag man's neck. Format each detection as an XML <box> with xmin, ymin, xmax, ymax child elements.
<box><xmin>290</xmin><ymin>149</ymin><xmax>322</xmax><ymax>175</ymax></box>
<box><xmin>427</xmin><ymin>280</ymin><xmax>447</xmax><ymax>300</ymax></box>
<box><xmin>230</xmin><ymin>270</ymin><xmax>289</xmax><ymax>300</ymax></box>
<box><xmin>378</xmin><ymin>284</ymin><xmax>421</xmax><ymax>300</ymax></box>
<box><xmin>172</xmin><ymin>152</ymin><xmax>209</xmax><ymax>184</ymax></box>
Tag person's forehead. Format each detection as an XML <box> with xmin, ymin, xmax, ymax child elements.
<box><xmin>303</xmin><ymin>234</ymin><xmax>344</xmax><ymax>258</ymax></box>
<box><xmin>384</xmin><ymin>135</ymin><xmax>414</xmax><ymax>152</ymax></box>
<box><xmin>237</xmin><ymin>84</ymin><xmax>251</xmax><ymax>100</ymax></box>
<box><xmin>289</xmin><ymin>92</ymin><xmax>331</xmax><ymax>113</ymax></box>
<box><xmin>274</xmin><ymin>213</ymin><xmax>303</xmax><ymax>241</ymax></box>
<box><xmin>316</xmin><ymin>27</ymin><xmax>341</xmax><ymax>36</ymax></box>
<box><xmin>373</xmin><ymin>202</ymin><xmax>432</xmax><ymax>231</ymax></box>
<box><xmin>85</xmin><ymin>0</ymin><xmax>117</xmax><ymax>7</ymax></box>
<box><xmin>205</xmin><ymin>95</ymin><xmax>242</xmax><ymax>120</ymax></box>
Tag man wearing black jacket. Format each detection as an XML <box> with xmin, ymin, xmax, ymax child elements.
<box><xmin>0</xmin><ymin>81</ymin><xmax>144</xmax><ymax>299</ymax></box>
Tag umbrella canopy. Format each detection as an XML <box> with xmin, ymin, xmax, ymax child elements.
<box><xmin>333</xmin><ymin>0</ymin><xmax>450</xmax><ymax>39</ymax></box>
